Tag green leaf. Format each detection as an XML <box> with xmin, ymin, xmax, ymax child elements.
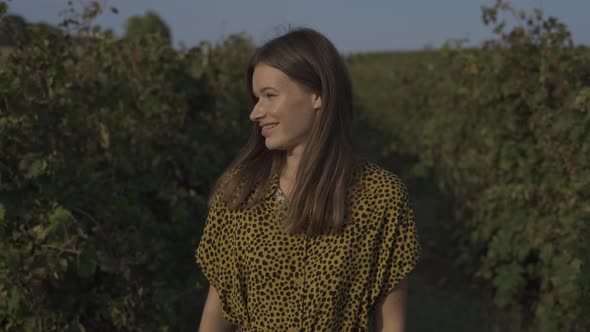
<box><xmin>7</xmin><ymin>287</ymin><xmax>20</xmax><ymax>314</ymax></box>
<box><xmin>574</xmin><ymin>87</ymin><xmax>590</xmax><ymax>110</ymax></box>
<box><xmin>570</xmin><ymin>258</ymin><xmax>582</xmax><ymax>271</ymax></box>
<box><xmin>49</xmin><ymin>206</ymin><xmax>74</xmax><ymax>224</ymax></box>
<box><xmin>39</xmin><ymin>206</ymin><xmax>74</xmax><ymax>240</ymax></box>
<box><xmin>18</xmin><ymin>153</ymin><xmax>48</xmax><ymax>179</ymax></box>
<box><xmin>98</xmin><ymin>122</ymin><xmax>110</xmax><ymax>149</ymax></box>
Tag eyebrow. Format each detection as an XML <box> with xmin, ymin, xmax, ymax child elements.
<box><xmin>253</xmin><ymin>87</ymin><xmax>278</xmax><ymax>95</ymax></box>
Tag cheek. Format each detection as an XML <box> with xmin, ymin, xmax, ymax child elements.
<box><xmin>271</xmin><ymin>97</ymin><xmax>316</xmax><ymax>133</ymax></box>
<box><xmin>266</xmin><ymin>100</ymin><xmax>284</xmax><ymax>119</ymax></box>
<box><xmin>288</xmin><ymin>110</ymin><xmax>315</xmax><ymax>136</ymax></box>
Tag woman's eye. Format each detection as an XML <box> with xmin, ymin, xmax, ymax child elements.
<box><xmin>266</xmin><ymin>94</ymin><xmax>276</xmax><ymax>99</ymax></box>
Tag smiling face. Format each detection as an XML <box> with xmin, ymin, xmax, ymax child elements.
<box><xmin>250</xmin><ymin>63</ymin><xmax>322</xmax><ymax>153</ymax></box>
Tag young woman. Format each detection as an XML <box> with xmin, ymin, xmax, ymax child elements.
<box><xmin>196</xmin><ymin>27</ymin><xmax>421</xmax><ymax>332</ymax></box>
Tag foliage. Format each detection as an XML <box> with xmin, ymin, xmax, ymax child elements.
<box><xmin>0</xmin><ymin>2</ymin><xmax>253</xmax><ymax>331</ymax></box>
<box><xmin>353</xmin><ymin>1</ymin><xmax>590</xmax><ymax>331</ymax></box>
<box><xmin>0</xmin><ymin>14</ymin><xmax>26</xmax><ymax>46</ymax></box>
<box><xmin>190</xmin><ymin>33</ymin><xmax>257</xmax><ymax>155</ymax></box>
<box><xmin>1</xmin><ymin>0</ymin><xmax>588</xmax><ymax>331</ymax></box>
<box><xmin>347</xmin><ymin>50</ymin><xmax>444</xmax><ymax>175</ymax></box>
<box><xmin>125</xmin><ymin>10</ymin><xmax>172</xmax><ymax>45</ymax></box>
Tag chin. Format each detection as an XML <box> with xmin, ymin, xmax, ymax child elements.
<box><xmin>264</xmin><ymin>141</ymin><xmax>280</xmax><ymax>150</ymax></box>
<box><xmin>264</xmin><ymin>138</ymin><xmax>287</xmax><ymax>151</ymax></box>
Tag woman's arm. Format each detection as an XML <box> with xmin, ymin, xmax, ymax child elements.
<box><xmin>198</xmin><ymin>286</ymin><xmax>236</xmax><ymax>332</ymax></box>
<box><xmin>373</xmin><ymin>278</ymin><xmax>408</xmax><ymax>332</ymax></box>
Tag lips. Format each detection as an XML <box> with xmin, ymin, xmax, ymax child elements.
<box><xmin>261</xmin><ymin>123</ymin><xmax>278</xmax><ymax>137</ymax></box>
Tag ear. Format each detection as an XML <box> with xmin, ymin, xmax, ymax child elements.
<box><xmin>311</xmin><ymin>93</ymin><xmax>322</xmax><ymax>111</ymax></box>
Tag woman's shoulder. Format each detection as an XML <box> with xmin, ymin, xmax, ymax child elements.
<box><xmin>208</xmin><ymin>164</ymin><xmax>243</xmax><ymax>208</ymax></box>
<box><xmin>351</xmin><ymin>159</ymin><xmax>408</xmax><ymax>199</ymax></box>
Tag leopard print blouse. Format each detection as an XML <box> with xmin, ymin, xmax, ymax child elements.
<box><xmin>196</xmin><ymin>160</ymin><xmax>421</xmax><ymax>331</ymax></box>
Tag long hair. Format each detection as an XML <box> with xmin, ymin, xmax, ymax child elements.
<box><xmin>209</xmin><ymin>27</ymin><xmax>355</xmax><ymax>236</ymax></box>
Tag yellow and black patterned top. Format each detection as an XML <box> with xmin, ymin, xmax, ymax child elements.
<box><xmin>196</xmin><ymin>161</ymin><xmax>421</xmax><ymax>331</ymax></box>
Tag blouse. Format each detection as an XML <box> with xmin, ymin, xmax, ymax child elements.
<box><xmin>196</xmin><ymin>160</ymin><xmax>421</xmax><ymax>331</ymax></box>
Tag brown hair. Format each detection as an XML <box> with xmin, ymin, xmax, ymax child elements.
<box><xmin>209</xmin><ymin>27</ymin><xmax>355</xmax><ymax>236</ymax></box>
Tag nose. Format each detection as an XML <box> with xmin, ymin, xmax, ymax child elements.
<box><xmin>249</xmin><ymin>101</ymin><xmax>265</xmax><ymax>122</ymax></box>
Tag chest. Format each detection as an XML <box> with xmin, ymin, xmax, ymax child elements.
<box><xmin>218</xmin><ymin>182</ymin><xmax>394</xmax><ymax>330</ymax></box>
<box><xmin>233</xmin><ymin>197</ymin><xmax>384</xmax><ymax>291</ymax></box>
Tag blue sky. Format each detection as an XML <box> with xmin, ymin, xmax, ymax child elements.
<box><xmin>7</xmin><ymin>0</ymin><xmax>590</xmax><ymax>53</ymax></box>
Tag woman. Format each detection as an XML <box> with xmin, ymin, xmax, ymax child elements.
<box><xmin>196</xmin><ymin>27</ymin><xmax>421</xmax><ymax>332</ymax></box>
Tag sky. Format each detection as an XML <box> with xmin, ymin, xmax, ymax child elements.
<box><xmin>6</xmin><ymin>0</ymin><xmax>590</xmax><ymax>54</ymax></box>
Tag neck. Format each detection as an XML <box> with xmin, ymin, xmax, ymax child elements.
<box><xmin>283</xmin><ymin>146</ymin><xmax>303</xmax><ymax>180</ymax></box>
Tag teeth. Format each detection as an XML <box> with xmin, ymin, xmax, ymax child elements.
<box><xmin>265</xmin><ymin>124</ymin><xmax>277</xmax><ymax>129</ymax></box>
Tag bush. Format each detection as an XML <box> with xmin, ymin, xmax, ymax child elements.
<box><xmin>0</xmin><ymin>3</ymin><xmax>253</xmax><ymax>330</ymax></box>
<box><xmin>353</xmin><ymin>2</ymin><xmax>589</xmax><ymax>330</ymax></box>
<box><xmin>417</xmin><ymin>2</ymin><xmax>589</xmax><ymax>330</ymax></box>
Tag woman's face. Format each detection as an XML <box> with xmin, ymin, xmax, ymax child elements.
<box><xmin>250</xmin><ymin>63</ymin><xmax>322</xmax><ymax>153</ymax></box>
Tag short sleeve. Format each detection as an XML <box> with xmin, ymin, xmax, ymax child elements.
<box><xmin>196</xmin><ymin>197</ymin><xmax>227</xmax><ymax>291</ymax></box>
<box><xmin>195</xmin><ymin>193</ymin><xmax>243</xmax><ymax>325</ymax></box>
<box><xmin>370</xmin><ymin>183</ymin><xmax>421</xmax><ymax>306</ymax></box>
